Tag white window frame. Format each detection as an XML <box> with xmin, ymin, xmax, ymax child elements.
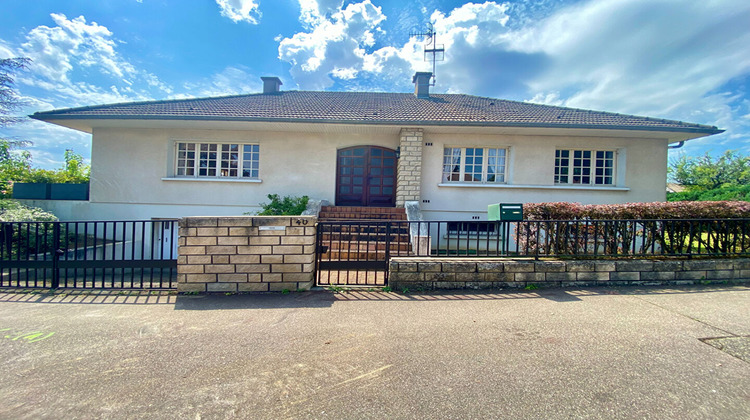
<box><xmin>554</xmin><ymin>149</ymin><xmax>615</xmax><ymax>186</ymax></box>
<box><xmin>442</xmin><ymin>147</ymin><xmax>508</xmax><ymax>184</ymax></box>
<box><xmin>174</xmin><ymin>141</ymin><xmax>259</xmax><ymax>180</ymax></box>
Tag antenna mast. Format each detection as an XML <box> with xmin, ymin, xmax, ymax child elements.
<box><xmin>409</xmin><ymin>22</ymin><xmax>445</xmax><ymax>86</ymax></box>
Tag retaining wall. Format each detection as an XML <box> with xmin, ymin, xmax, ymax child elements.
<box><xmin>177</xmin><ymin>216</ymin><xmax>316</xmax><ymax>293</ymax></box>
<box><xmin>389</xmin><ymin>257</ymin><xmax>750</xmax><ymax>290</ymax></box>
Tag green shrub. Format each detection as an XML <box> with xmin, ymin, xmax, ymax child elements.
<box><xmin>523</xmin><ymin>201</ymin><xmax>750</xmax><ymax>220</ymax></box>
<box><xmin>0</xmin><ymin>199</ymin><xmax>58</xmax><ymax>222</ymax></box>
<box><xmin>668</xmin><ymin>185</ymin><xmax>750</xmax><ymax>202</ymax></box>
<box><xmin>255</xmin><ymin>194</ymin><xmax>309</xmax><ymax>216</ymax></box>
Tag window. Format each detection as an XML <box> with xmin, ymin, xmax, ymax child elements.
<box><xmin>175</xmin><ymin>142</ymin><xmax>259</xmax><ymax>179</ymax></box>
<box><xmin>555</xmin><ymin>149</ymin><xmax>614</xmax><ymax>185</ymax></box>
<box><xmin>447</xmin><ymin>221</ymin><xmax>498</xmax><ymax>235</ymax></box>
<box><xmin>442</xmin><ymin>147</ymin><xmax>507</xmax><ymax>183</ymax></box>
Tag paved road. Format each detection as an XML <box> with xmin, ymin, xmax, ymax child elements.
<box><xmin>0</xmin><ymin>286</ymin><xmax>748</xmax><ymax>419</ymax></box>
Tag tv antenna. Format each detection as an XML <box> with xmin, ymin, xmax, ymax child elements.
<box><xmin>409</xmin><ymin>22</ymin><xmax>444</xmax><ymax>86</ymax></box>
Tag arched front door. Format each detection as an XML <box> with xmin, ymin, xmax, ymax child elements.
<box><xmin>335</xmin><ymin>146</ymin><xmax>397</xmax><ymax>207</ymax></box>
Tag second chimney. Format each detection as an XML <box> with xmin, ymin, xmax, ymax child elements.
<box><xmin>412</xmin><ymin>72</ymin><xmax>432</xmax><ymax>98</ymax></box>
<box><xmin>261</xmin><ymin>77</ymin><xmax>283</xmax><ymax>94</ymax></box>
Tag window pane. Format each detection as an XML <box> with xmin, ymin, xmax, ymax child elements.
<box><xmin>463</xmin><ymin>148</ymin><xmax>483</xmax><ymax>182</ymax></box>
<box><xmin>442</xmin><ymin>148</ymin><xmax>461</xmax><ymax>182</ymax></box>
<box><xmin>176</xmin><ymin>142</ymin><xmax>196</xmax><ymax>177</ymax></box>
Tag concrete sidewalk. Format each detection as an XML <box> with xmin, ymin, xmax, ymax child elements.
<box><xmin>0</xmin><ymin>286</ymin><xmax>748</xmax><ymax>419</ymax></box>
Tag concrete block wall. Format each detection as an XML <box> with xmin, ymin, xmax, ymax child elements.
<box><xmin>389</xmin><ymin>257</ymin><xmax>750</xmax><ymax>290</ymax></box>
<box><xmin>177</xmin><ymin>216</ymin><xmax>317</xmax><ymax>293</ymax></box>
<box><xmin>396</xmin><ymin>128</ymin><xmax>423</xmax><ymax>207</ymax></box>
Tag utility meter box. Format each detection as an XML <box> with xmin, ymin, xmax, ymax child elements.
<box><xmin>488</xmin><ymin>203</ymin><xmax>523</xmax><ymax>221</ymax></box>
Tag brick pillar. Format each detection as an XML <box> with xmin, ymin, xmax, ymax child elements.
<box><xmin>177</xmin><ymin>216</ymin><xmax>317</xmax><ymax>293</ymax></box>
<box><xmin>396</xmin><ymin>128</ymin><xmax>423</xmax><ymax>207</ymax></box>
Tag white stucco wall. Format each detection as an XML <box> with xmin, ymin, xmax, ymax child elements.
<box><xmin>87</xmin><ymin>126</ymin><xmax>398</xmax><ymax>218</ymax></box>
<box><xmin>29</xmin><ymin>124</ymin><xmax>671</xmax><ymax>221</ymax></box>
<box><xmin>420</xmin><ymin>132</ymin><xmax>668</xmax><ymax>220</ymax></box>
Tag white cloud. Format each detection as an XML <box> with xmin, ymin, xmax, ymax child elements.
<box><xmin>279</xmin><ymin>0</ymin><xmax>750</xmax><ymax>156</ymax></box>
<box><xmin>180</xmin><ymin>65</ymin><xmax>261</xmax><ymax>98</ymax></box>
<box><xmin>279</xmin><ymin>1</ymin><xmax>515</xmax><ymax>91</ymax></box>
<box><xmin>215</xmin><ymin>0</ymin><xmax>262</xmax><ymax>24</ymax></box>
<box><xmin>1</xmin><ymin>13</ymin><xmax>176</xmax><ymax>167</ymax></box>
<box><xmin>20</xmin><ymin>14</ymin><xmax>135</xmax><ymax>84</ymax></box>
<box><xmin>279</xmin><ymin>0</ymin><xmax>391</xmax><ymax>89</ymax></box>
<box><xmin>10</xmin><ymin>13</ymin><xmax>173</xmax><ymax>108</ymax></box>
<box><xmin>511</xmin><ymin>0</ymin><xmax>750</xmax><ymax>117</ymax></box>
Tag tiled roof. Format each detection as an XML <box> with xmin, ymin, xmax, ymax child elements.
<box><xmin>31</xmin><ymin>91</ymin><xmax>722</xmax><ymax>134</ymax></box>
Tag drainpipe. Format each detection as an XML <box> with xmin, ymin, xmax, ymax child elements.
<box><xmin>668</xmin><ymin>141</ymin><xmax>685</xmax><ymax>149</ymax></box>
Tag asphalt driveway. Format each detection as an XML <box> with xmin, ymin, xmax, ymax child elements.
<box><xmin>0</xmin><ymin>285</ymin><xmax>748</xmax><ymax>419</ymax></box>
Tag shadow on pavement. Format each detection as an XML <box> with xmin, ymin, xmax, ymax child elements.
<box><xmin>330</xmin><ymin>285</ymin><xmax>749</xmax><ymax>302</ymax></box>
<box><xmin>0</xmin><ymin>285</ymin><xmax>746</xmax><ymax>307</ymax></box>
<box><xmin>0</xmin><ymin>289</ymin><xmax>177</xmax><ymax>305</ymax></box>
<box><xmin>174</xmin><ymin>291</ymin><xmax>335</xmax><ymax>310</ymax></box>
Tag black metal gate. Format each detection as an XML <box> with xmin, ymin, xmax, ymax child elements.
<box><xmin>1</xmin><ymin>220</ymin><xmax>178</xmax><ymax>289</ymax></box>
<box><xmin>315</xmin><ymin>221</ymin><xmax>410</xmax><ymax>286</ymax></box>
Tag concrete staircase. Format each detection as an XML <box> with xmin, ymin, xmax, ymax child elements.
<box><xmin>318</xmin><ymin>206</ymin><xmax>410</xmax><ymax>260</ymax></box>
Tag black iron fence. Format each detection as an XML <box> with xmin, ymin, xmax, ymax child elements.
<box><xmin>1</xmin><ymin>219</ymin><xmax>179</xmax><ymax>289</ymax></box>
<box><xmin>316</xmin><ymin>218</ymin><xmax>750</xmax><ymax>285</ymax></box>
<box><xmin>408</xmin><ymin>218</ymin><xmax>750</xmax><ymax>257</ymax></box>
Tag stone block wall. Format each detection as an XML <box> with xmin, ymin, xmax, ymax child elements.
<box><xmin>177</xmin><ymin>216</ymin><xmax>317</xmax><ymax>293</ymax></box>
<box><xmin>389</xmin><ymin>257</ymin><xmax>750</xmax><ymax>290</ymax></box>
<box><xmin>396</xmin><ymin>128</ymin><xmax>423</xmax><ymax>207</ymax></box>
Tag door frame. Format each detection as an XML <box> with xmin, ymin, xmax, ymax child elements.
<box><xmin>335</xmin><ymin>146</ymin><xmax>397</xmax><ymax>207</ymax></box>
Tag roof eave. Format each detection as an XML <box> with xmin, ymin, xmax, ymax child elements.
<box><xmin>29</xmin><ymin>113</ymin><xmax>724</xmax><ymax>136</ymax></box>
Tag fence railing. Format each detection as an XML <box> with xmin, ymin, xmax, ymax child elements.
<box><xmin>1</xmin><ymin>219</ymin><xmax>179</xmax><ymax>289</ymax></box>
<box><xmin>319</xmin><ymin>218</ymin><xmax>750</xmax><ymax>261</ymax></box>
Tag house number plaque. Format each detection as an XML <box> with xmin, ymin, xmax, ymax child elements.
<box><xmin>259</xmin><ymin>226</ymin><xmax>285</xmax><ymax>231</ymax></box>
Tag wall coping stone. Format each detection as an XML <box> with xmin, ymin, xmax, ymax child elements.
<box><xmin>390</xmin><ymin>257</ymin><xmax>750</xmax><ymax>291</ymax></box>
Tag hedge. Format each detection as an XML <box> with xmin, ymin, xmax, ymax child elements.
<box><xmin>523</xmin><ymin>201</ymin><xmax>750</xmax><ymax>220</ymax></box>
<box><xmin>515</xmin><ymin>202</ymin><xmax>750</xmax><ymax>256</ymax></box>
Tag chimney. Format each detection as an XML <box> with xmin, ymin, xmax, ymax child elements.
<box><xmin>412</xmin><ymin>72</ymin><xmax>432</xmax><ymax>98</ymax></box>
<box><xmin>261</xmin><ymin>76</ymin><xmax>283</xmax><ymax>94</ymax></box>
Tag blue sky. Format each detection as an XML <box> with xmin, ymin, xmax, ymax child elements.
<box><xmin>1</xmin><ymin>0</ymin><xmax>749</xmax><ymax>169</ymax></box>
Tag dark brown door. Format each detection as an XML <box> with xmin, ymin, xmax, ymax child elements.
<box><xmin>336</xmin><ymin>146</ymin><xmax>397</xmax><ymax>207</ymax></box>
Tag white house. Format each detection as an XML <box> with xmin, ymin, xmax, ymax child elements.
<box><xmin>29</xmin><ymin>72</ymin><xmax>722</xmax><ymax>222</ymax></box>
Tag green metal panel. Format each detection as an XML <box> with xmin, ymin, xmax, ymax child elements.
<box><xmin>488</xmin><ymin>203</ymin><xmax>523</xmax><ymax>221</ymax></box>
<box><xmin>500</xmin><ymin>203</ymin><xmax>523</xmax><ymax>221</ymax></box>
<box><xmin>487</xmin><ymin>203</ymin><xmax>501</xmax><ymax>221</ymax></box>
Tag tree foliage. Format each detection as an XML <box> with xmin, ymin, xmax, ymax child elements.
<box><xmin>255</xmin><ymin>194</ymin><xmax>309</xmax><ymax>215</ymax></box>
<box><xmin>0</xmin><ymin>57</ymin><xmax>30</xmax><ymax>128</ymax></box>
<box><xmin>523</xmin><ymin>201</ymin><xmax>750</xmax><ymax>220</ymax></box>
<box><xmin>0</xmin><ymin>199</ymin><xmax>58</xmax><ymax>222</ymax></box>
<box><xmin>0</xmin><ymin>139</ymin><xmax>32</xmax><ymax>197</ymax></box>
<box><xmin>669</xmin><ymin>150</ymin><xmax>750</xmax><ymax>192</ymax></box>
<box><xmin>1</xmin><ymin>141</ymin><xmax>90</xmax><ymax>198</ymax></box>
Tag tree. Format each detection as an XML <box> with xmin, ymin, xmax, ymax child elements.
<box><xmin>0</xmin><ymin>139</ymin><xmax>32</xmax><ymax>197</ymax></box>
<box><xmin>669</xmin><ymin>150</ymin><xmax>750</xmax><ymax>191</ymax></box>
<box><xmin>0</xmin><ymin>58</ymin><xmax>32</xmax><ymax>197</ymax></box>
<box><xmin>1</xmin><ymin>57</ymin><xmax>30</xmax><ymax>128</ymax></box>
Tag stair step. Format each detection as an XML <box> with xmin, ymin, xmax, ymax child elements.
<box><xmin>319</xmin><ymin>225</ymin><xmax>410</xmax><ymax>234</ymax></box>
<box><xmin>319</xmin><ymin>213</ymin><xmax>407</xmax><ymax>220</ymax></box>
<box><xmin>321</xmin><ymin>250</ymin><xmax>412</xmax><ymax>260</ymax></box>
<box><xmin>320</xmin><ymin>234</ymin><xmax>410</xmax><ymax>242</ymax></box>
<box><xmin>319</xmin><ymin>206</ymin><xmax>407</xmax><ymax>222</ymax></box>
<box><xmin>323</xmin><ymin>241</ymin><xmax>410</xmax><ymax>251</ymax></box>
<box><xmin>321</xmin><ymin>206</ymin><xmax>405</xmax><ymax>213</ymax></box>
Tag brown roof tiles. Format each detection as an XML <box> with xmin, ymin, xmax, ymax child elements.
<box><xmin>31</xmin><ymin>91</ymin><xmax>722</xmax><ymax>134</ymax></box>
